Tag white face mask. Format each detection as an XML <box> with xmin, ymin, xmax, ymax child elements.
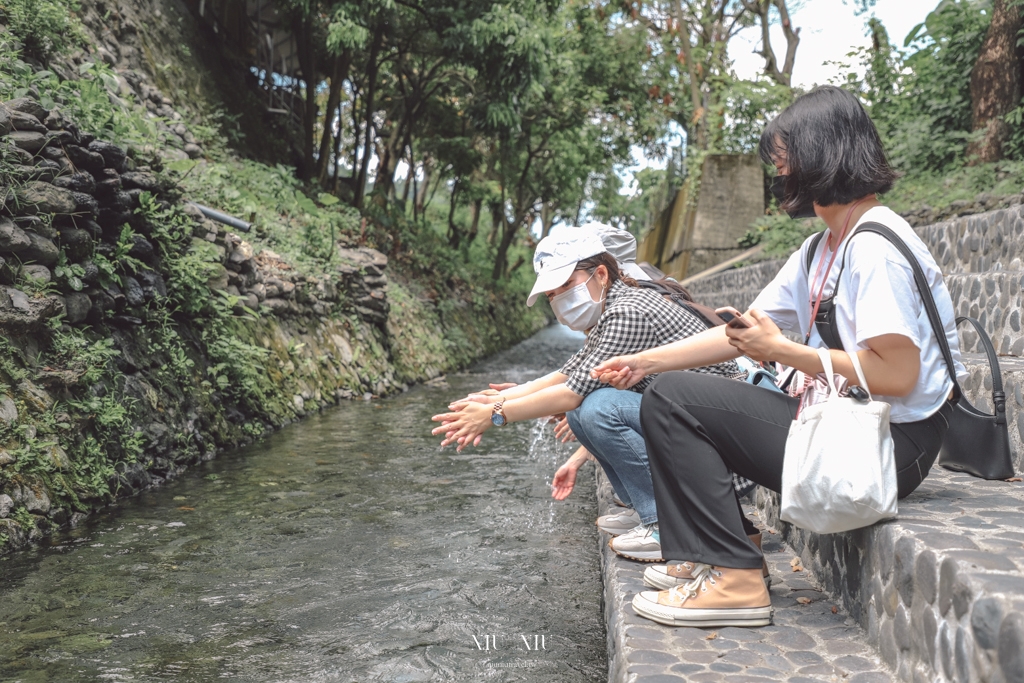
<box><xmin>550</xmin><ymin>273</ymin><xmax>606</xmax><ymax>331</ymax></box>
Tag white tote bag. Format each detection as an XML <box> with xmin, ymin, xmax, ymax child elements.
<box><xmin>780</xmin><ymin>348</ymin><xmax>898</xmax><ymax>534</ymax></box>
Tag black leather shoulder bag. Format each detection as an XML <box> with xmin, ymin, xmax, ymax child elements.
<box><xmin>805</xmin><ymin>222</ymin><xmax>1014</xmax><ymax>480</ymax></box>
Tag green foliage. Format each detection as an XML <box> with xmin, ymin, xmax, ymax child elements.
<box><xmin>882</xmin><ymin>159</ymin><xmax>1024</xmax><ymax>213</ymax></box>
<box><xmin>740</xmin><ymin>210</ymin><xmax>824</xmax><ymax>259</ymax></box>
<box><xmin>53</xmin><ymin>252</ymin><xmax>85</xmax><ymax>292</ymax></box>
<box><xmin>833</xmin><ymin>1</ymin><xmax>993</xmax><ymax>172</ymax></box>
<box><xmin>167</xmin><ymin>159</ymin><xmax>361</xmax><ymax>272</ymax></box>
<box><xmin>713</xmin><ymin>79</ymin><xmax>795</xmax><ymax>155</ymax></box>
<box><xmin>46</xmin><ymin>330</ymin><xmax>120</xmax><ymax>386</ymax></box>
<box><xmin>0</xmin><ymin>40</ymin><xmax>162</xmax><ymax>146</ymax></box>
<box><xmin>0</xmin><ymin>0</ymin><xmax>83</xmax><ymax>60</ymax></box>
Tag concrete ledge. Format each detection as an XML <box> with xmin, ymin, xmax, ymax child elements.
<box><xmin>757</xmin><ymin>468</ymin><xmax>1024</xmax><ymax>683</ymax></box>
<box><xmin>596</xmin><ymin>470</ymin><xmax>895</xmax><ymax>682</ymax></box>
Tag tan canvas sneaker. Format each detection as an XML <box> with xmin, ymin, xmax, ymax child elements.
<box><xmin>632</xmin><ymin>564</ymin><xmax>773</xmax><ymax>628</ymax></box>
<box><xmin>643</xmin><ymin>533</ymin><xmax>772</xmax><ymax>590</ymax></box>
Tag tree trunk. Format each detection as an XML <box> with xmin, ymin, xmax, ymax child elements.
<box><xmin>316</xmin><ymin>53</ymin><xmax>351</xmax><ymax>186</ymax></box>
<box><xmin>447</xmin><ymin>178</ymin><xmax>462</xmax><ymax>248</ymax></box>
<box><xmin>967</xmin><ymin>0</ymin><xmax>1022</xmax><ymax>164</ymax></box>
<box><xmin>401</xmin><ymin>146</ymin><xmax>414</xmax><ymax>207</ymax></box>
<box><xmin>415</xmin><ymin>157</ymin><xmax>433</xmax><ymax>216</ymax></box>
<box><xmin>466</xmin><ymin>199</ymin><xmax>482</xmax><ymax>246</ymax></box>
<box><xmin>540</xmin><ymin>202</ymin><xmax>554</xmax><ymax>238</ymax></box>
<box><xmin>291</xmin><ymin>13</ymin><xmax>318</xmax><ymax>182</ymax></box>
<box><xmin>355</xmin><ymin>25</ymin><xmax>384</xmax><ymax>209</ymax></box>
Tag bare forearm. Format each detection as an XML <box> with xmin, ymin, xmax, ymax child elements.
<box><xmin>643</xmin><ymin>326</ymin><xmax>740</xmax><ymax>374</ymax></box>
<box><xmin>504</xmin><ymin>385</ymin><xmax>583</xmax><ymax>423</ymax></box>
<box><xmin>499</xmin><ymin>371</ymin><xmax>567</xmax><ymax>400</ymax></box>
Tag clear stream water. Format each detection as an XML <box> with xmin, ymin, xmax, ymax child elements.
<box><xmin>0</xmin><ymin>325</ymin><xmax>606</xmax><ymax>682</ymax></box>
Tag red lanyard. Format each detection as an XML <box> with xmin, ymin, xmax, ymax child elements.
<box><xmin>805</xmin><ymin>198</ymin><xmax>871</xmax><ymax>343</ymax></box>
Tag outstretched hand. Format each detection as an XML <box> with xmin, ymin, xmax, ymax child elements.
<box><xmin>447</xmin><ymin>382</ymin><xmax>518</xmax><ymax>411</ymax></box>
<box><xmin>431</xmin><ymin>400</ymin><xmax>492</xmax><ymax>451</ymax></box>
<box><xmin>552</xmin><ymin>415</ymin><xmax>576</xmax><ymax>442</ymax></box>
<box><xmin>591</xmin><ymin>353</ymin><xmax>649</xmax><ymax>390</ymax></box>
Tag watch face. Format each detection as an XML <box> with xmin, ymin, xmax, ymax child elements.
<box><xmin>491</xmin><ymin>413</ymin><xmax>506</xmax><ymax>427</ymax></box>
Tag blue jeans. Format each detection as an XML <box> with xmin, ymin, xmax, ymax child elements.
<box><xmin>567</xmin><ymin>387</ymin><xmax>657</xmax><ymax>525</ymax></box>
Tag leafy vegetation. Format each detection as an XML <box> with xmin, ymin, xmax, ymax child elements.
<box><xmin>0</xmin><ymin>0</ymin><xmax>84</xmax><ymax>61</ymax></box>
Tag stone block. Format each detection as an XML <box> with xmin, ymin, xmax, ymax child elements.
<box><xmin>3</xmin><ymin>97</ymin><xmax>48</xmax><ymax>121</ymax></box>
<box><xmin>14</xmin><ymin>181</ymin><xmax>76</xmax><ymax>215</ymax></box>
<box><xmin>915</xmin><ymin>550</ymin><xmax>938</xmax><ymax>605</ymax></box>
<box><xmin>8</xmin><ymin>131</ymin><xmax>47</xmax><ymax>153</ymax></box>
<box><xmin>0</xmin><ymin>218</ymin><xmax>31</xmax><ymax>253</ymax></box>
<box><xmin>1001</xmin><ymin>612</ymin><xmax>1024</xmax><ymax>683</ymax></box>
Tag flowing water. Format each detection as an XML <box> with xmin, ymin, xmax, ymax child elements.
<box><xmin>0</xmin><ymin>325</ymin><xmax>605</xmax><ymax>682</ymax></box>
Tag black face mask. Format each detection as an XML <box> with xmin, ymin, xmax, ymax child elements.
<box><xmin>770</xmin><ymin>175</ymin><xmax>816</xmax><ymax>219</ymax></box>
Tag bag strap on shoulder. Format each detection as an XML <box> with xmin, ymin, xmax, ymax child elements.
<box><xmin>804</xmin><ymin>231</ymin><xmax>826</xmax><ymax>274</ymax></box>
<box><xmin>850</xmin><ymin>222</ymin><xmax>972</xmax><ymax>405</ymax></box>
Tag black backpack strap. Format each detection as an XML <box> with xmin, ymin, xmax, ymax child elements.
<box><xmin>637</xmin><ymin>279</ymin><xmax>723</xmax><ymax>328</ymax></box>
<box><xmin>851</xmin><ymin>222</ymin><xmax>964</xmax><ymax>402</ymax></box>
<box><xmin>804</xmin><ymin>231</ymin><xmax>826</xmax><ymax>274</ymax></box>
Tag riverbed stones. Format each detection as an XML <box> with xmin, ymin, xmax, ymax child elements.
<box><xmin>0</xmin><ymin>494</ymin><xmax>11</xmax><ymax>518</ymax></box>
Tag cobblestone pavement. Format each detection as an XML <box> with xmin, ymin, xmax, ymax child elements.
<box><xmin>597</xmin><ymin>473</ymin><xmax>895</xmax><ymax>683</ymax></box>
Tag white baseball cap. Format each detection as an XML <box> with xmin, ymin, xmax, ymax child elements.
<box><xmin>578</xmin><ymin>222</ymin><xmax>651</xmax><ymax>281</ymax></box>
<box><xmin>527</xmin><ymin>229</ymin><xmax>606</xmax><ymax>307</ymax></box>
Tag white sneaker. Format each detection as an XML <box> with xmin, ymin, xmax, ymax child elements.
<box><xmin>612</xmin><ymin>493</ymin><xmax>627</xmax><ymax>507</ymax></box>
<box><xmin>609</xmin><ymin>523</ymin><xmax>663</xmax><ymax>562</ymax></box>
<box><xmin>597</xmin><ymin>509</ymin><xmax>641</xmax><ymax>535</ymax></box>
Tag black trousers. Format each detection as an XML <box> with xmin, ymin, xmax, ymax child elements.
<box><xmin>640</xmin><ymin>371</ymin><xmax>953</xmax><ymax>569</ymax></box>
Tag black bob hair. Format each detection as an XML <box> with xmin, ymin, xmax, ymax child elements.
<box><xmin>758</xmin><ymin>86</ymin><xmax>898</xmax><ymax>210</ymax></box>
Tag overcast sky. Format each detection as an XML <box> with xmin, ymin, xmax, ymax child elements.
<box><xmin>620</xmin><ymin>0</ymin><xmax>937</xmax><ymax>188</ymax></box>
<box><xmin>731</xmin><ymin>0</ymin><xmax>934</xmax><ymax>88</ymax></box>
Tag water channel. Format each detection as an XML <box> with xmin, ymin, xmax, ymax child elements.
<box><xmin>0</xmin><ymin>325</ymin><xmax>606</xmax><ymax>682</ymax></box>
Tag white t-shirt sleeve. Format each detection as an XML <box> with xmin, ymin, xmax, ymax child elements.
<box><xmin>750</xmin><ymin>242</ymin><xmax>808</xmax><ymax>335</ymax></box>
<box><xmin>844</xmin><ymin>235</ymin><xmax>923</xmax><ymax>350</ymax></box>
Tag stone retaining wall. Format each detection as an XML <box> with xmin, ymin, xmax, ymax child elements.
<box><xmin>0</xmin><ymin>91</ymin><xmax>546</xmax><ymax>554</ymax></box>
<box><xmin>756</xmin><ymin>469</ymin><xmax>1024</xmax><ymax>683</ymax></box>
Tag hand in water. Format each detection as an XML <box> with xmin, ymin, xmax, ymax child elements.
<box><xmin>551</xmin><ymin>448</ymin><xmax>590</xmax><ymax>500</ymax></box>
<box><xmin>591</xmin><ymin>353</ymin><xmax>649</xmax><ymax>390</ymax></box>
<box><xmin>551</xmin><ymin>415</ymin><xmax>576</xmax><ymax>442</ymax></box>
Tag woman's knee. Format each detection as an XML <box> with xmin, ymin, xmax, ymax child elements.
<box><xmin>575</xmin><ymin>387</ymin><xmax>626</xmax><ymax>424</ymax></box>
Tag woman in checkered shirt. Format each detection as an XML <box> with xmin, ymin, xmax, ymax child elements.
<box><xmin>432</xmin><ymin>226</ymin><xmax>762</xmax><ymax>566</ymax></box>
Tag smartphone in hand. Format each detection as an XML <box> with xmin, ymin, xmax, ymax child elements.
<box><xmin>715</xmin><ymin>306</ymin><xmax>752</xmax><ymax>329</ymax></box>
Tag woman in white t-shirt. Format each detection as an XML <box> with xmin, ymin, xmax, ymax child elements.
<box><xmin>591</xmin><ymin>86</ymin><xmax>965</xmax><ymax>629</ymax></box>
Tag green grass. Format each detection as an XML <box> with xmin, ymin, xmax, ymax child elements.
<box><xmin>882</xmin><ymin>160</ymin><xmax>1024</xmax><ymax>214</ymax></box>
